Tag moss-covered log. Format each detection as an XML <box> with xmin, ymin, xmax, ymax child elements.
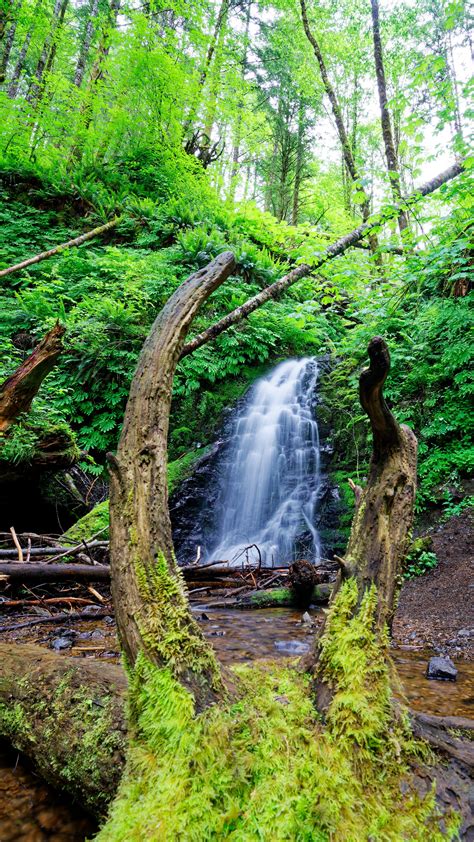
<box><xmin>0</xmin><ymin>643</ymin><xmax>126</xmax><ymax>816</ymax></box>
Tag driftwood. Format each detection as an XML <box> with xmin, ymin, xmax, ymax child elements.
<box><xmin>109</xmin><ymin>252</ymin><xmax>236</xmax><ymax>710</ymax></box>
<box><xmin>339</xmin><ymin>337</ymin><xmax>417</xmax><ymax>629</ymax></box>
<box><xmin>0</xmin><ymin>217</ymin><xmax>120</xmax><ymax>279</ymax></box>
<box><xmin>0</xmin><ymin>562</ymin><xmax>111</xmax><ymax>581</ymax></box>
<box><xmin>0</xmin><ymin>323</ymin><xmax>65</xmax><ymax>432</ymax></box>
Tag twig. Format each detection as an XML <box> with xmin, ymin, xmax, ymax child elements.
<box><xmin>25</xmin><ymin>537</ymin><xmax>31</xmax><ymax>563</ymax></box>
<box><xmin>9</xmin><ymin>527</ymin><xmax>23</xmax><ymax>562</ymax></box>
<box><xmin>0</xmin><ymin>608</ymin><xmax>111</xmax><ymax>632</ymax></box>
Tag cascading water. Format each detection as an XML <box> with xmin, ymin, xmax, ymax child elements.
<box><xmin>205</xmin><ymin>358</ymin><xmax>322</xmax><ymax>566</ymax></box>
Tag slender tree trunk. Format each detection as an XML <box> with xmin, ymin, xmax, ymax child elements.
<box><xmin>0</xmin><ymin>216</ymin><xmax>120</xmax><ymax>278</ymax></box>
<box><xmin>0</xmin><ymin>4</ymin><xmax>18</xmax><ymax>84</ymax></box>
<box><xmin>27</xmin><ymin>0</ymin><xmax>63</xmax><ymax>102</ymax></box>
<box><xmin>370</xmin><ymin>0</ymin><xmax>409</xmax><ymax>233</ymax></box>
<box><xmin>68</xmin><ymin>0</ymin><xmax>120</xmax><ymax>162</ymax></box>
<box><xmin>228</xmin><ymin>0</ymin><xmax>251</xmax><ymax>203</ymax></box>
<box><xmin>292</xmin><ymin>98</ymin><xmax>305</xmax><ymax>225</ymax></box>
<box><xmin>74</xmin><ymin>0</ymin><xmax>100</xmax><ymax>87</ymax></box>
<box><xmin>300</xmin><ymin>0</ymin><xmax>379</xmax><ymax>252</ymax></box>
<box><xmin>108</xmin><ymin>253</ymin><xmax>235</xmax><ymax>713</ymax></box>
<box><xmin>0</xmin><ymin>323</ymin><xmax>64</xmax><ymax>433</ymax></box>
<box><xmin>7</xmin><ymin>1</ymin><xmax>40</xmax><ymax>98</ymax></box>
<box><xmin>183</xmin><ymin>0</ymin><xmax>229</xmax><ymax>138</ymax></box>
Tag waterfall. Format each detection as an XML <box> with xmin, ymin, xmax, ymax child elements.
<box><xmin>205</xmin><ymin>358</ymin><xmax>321</xmax><ymax>567</ymax></box>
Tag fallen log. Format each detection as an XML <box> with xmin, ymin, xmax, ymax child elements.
<box><xmin>0</xmin><ymin>643</ymin><xmax>127</xmax><ymax>816</ymax></box>
<box><xmin>0</xmin><ymin>216</ymin><xmax>121</xmax><ymax>279</ymax></box>
<box><xmin>0</xmin><ymin>323</ymin><xmax>65</xmax><ymax>432</ymax></box>
<box><xmin>0</xmin><ymin>562</ymin><xmax>111</xmax><ymax>581</ymax></box>
<box><xmin>0</xmin><ymin>608</ymin><xmax>111</xmax><ymax>632</ymax></box>
<box><xmin>180</xmin><ymin>161</ymin><xmax>464</xmax><ymax>359</ymax></box>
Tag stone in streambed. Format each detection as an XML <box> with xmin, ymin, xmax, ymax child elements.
<box><xmin>274</xmin><ymin>640</ymin><xmax>310</xmax><ymax>655</ymax></box>
<box><xmin>50</xmin><ymin>636</ymin><xmax>73</xmax><ymax>651</ymax></box>
<box><xmin>426</xmin><ymin>656</ymin><xmax>458</xmax><ymax>681</ymax></box>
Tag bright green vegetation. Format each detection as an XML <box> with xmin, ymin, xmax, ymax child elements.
<box><xmin>97</xmin><ymin>580</ymin><xmax>458</xmax><ymax>841</ymax></box>
<box><xmin>0</xmin><ymin>0</ymin><xmax>471</xmax><ymax>520</ymax></box>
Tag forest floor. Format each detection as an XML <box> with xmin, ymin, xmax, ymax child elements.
<box><xmin>393</xmin><ymin>509</ymin><xmax>474</xmax><ymax>660</ymax></box>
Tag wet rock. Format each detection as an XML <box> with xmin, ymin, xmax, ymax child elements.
<box><xmin>90</xmin><ymin>629</ymin><xmax>104</xmax><ymax>640</ymax></box>
<box><xmin>81</xmin><ymin>604</ymin><xmax>104</xmax><ymax>615</ymax></box>
<box><xmin>104</xmin><ymin>616</ymin><xmax>114</xmax><ymax>625</ymax></box>
<box><xmin>274</xmin><ymin>640</ymin><xmax>310</xmax><ymax>655</ymax></box>
<box><xmin>426</xmin><ymin>656</ymin><xmax>458</xmax><ymax>681</ymax></box>
<box><xmin>50</xmin><ymin>637</ymin><xmax>73</xmax><ymax>651</ymax></box>
<box><xmin>457</xmin><ymin>629</ymin><xmax>474</xmax><ymax>638</ymax></box>
<box><xmin>302</xmin><ymin>611</ymin><xmax>313</xmax><ymax>625</ymax></box>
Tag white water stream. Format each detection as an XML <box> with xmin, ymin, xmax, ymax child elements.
<box><xmin>206</xmin><ymin>358</ymin><xmax>321</xmax><ymax>566</ymax></box>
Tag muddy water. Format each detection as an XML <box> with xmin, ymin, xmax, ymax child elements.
<box><xmin>1</xmin><ymin>605</ymin><xmax>473</xmax><ymax>840</ymax></box>
<box><xmin>0</xmin><ymin>743</ymin><xmax>96</xmax><ymax>841</ymax></box>
<box><xmin>194</xmin><ymin>606</ymin><xmax>474</xmax><ymax>718</ymax></box>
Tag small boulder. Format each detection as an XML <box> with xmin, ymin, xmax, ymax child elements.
<box><xmin>50</xmin><ymin>636</ymin><xmax>73</xmax><ymax>651</ymax></box>
<box><xmin>426</xmin><ymin>656</ymin><xmax>458</xmax><ymax>681</ymax></box>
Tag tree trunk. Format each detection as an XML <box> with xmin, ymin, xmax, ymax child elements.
<box><xmin>0</xmin><ymin>322</ymin><xmax>65</xmax><ymax>433</ymax></box>
<box><xmin>0</xmin><ymin>643</ymin><xmax>127</xmax><ymax>815</ymax></box>
<box><xmin>228</xmin><ymin>0</ymin><xmax>251</xmax><ymax>203</ymax></box>
<box><xmin>291</xmin><ymin>98</ymin><xmax>305</xmax><ymax>225</ymax></box>
<box><xmin>0</xmin><ymin>642</ymin><xmax>471</xmax><ymax>825</ymax></box>
<box><xmin>334</xmin><ymin>337</ymin><xmax>417</xmax><ymax>629</ymax></box>
<box><xmin>109</xmin><ymin>252</ymin><xmax>235</xmax><ymax>712</ymax></box>
<box><xmin>300</xmin><ymin>0</ymin><xmax>379</xmax><ymax>254</ymax></box>
<box><xmin>73</xmin><ymin>0</ymin><xmax>99</xmax><ymax>88</ymax></box>
<box><xmin>7</xmin><ymin>1</ymin><xmax>40</xmax><ymax>99</ymax></box>
<box><xmin>370</xmin><ymin>0</ymin><xmax>409</xmax><ymax>233</ymax></box>
<box><xmin>27</xmin><ymin>0</ymin><xmax>64</xmax><ymax>103</ymax></box>
<box><xmin>0</xmin><ymin>7</ymin><xmax>18</xmax><ymax>84</ymax></box>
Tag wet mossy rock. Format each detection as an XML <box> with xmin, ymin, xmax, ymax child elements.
<box><xmin>63</xmin><ymin>448</ymin><xmax>208</xmax><ymax>543</ymax></box>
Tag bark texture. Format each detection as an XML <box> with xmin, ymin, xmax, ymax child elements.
<box><xmin>337</xmin><ymin>336</ymin><xmax>417</xmax><ymax>629</ymax></box>
<box><xmin>0</xmin><ymin>322</ymin><xmax>65</xmax><ymax>432</ymax></box>
<box><xmin>109</xmin><ymin>252</ymin><xmax>235</xmax><ymax>710</ymax></box>
<box><xmin>0</xmin><ymin>643</ymin><xmax>127</xmax><ymax>815</ymax></box>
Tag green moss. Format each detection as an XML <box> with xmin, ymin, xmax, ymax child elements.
<box><xmin>130</xmin><ymin>550</ymin><xmax>222</xmax><ymax>697</ymax></box>
<box><xmin>63</xmin><ymin>499</ymin><xmax>110</xmax><ymax>542</ymax></box>
<box><xmin>96</xmin><ymin>579</ymin><xmax>459</xmax><ymax>841</ymax></box>
<box><xmin>63</xmin><ymin>448</ymin><xmax>206</xmax><ymax>543</ymax></box>
<box><xmin>167</xmin><ymin>446</ymin><xmax>208</xmax><ymax>495</ymax></box>
<box><xmin>0</xmin><ymin>671</ymin><xmax>125</xmax><ymax>815</ymax></box>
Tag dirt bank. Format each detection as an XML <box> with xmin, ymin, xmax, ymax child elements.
<box><xmin>393</xmin><ymin>509</ymin><xmax>474</xmax><ymax>659</ymax></box>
